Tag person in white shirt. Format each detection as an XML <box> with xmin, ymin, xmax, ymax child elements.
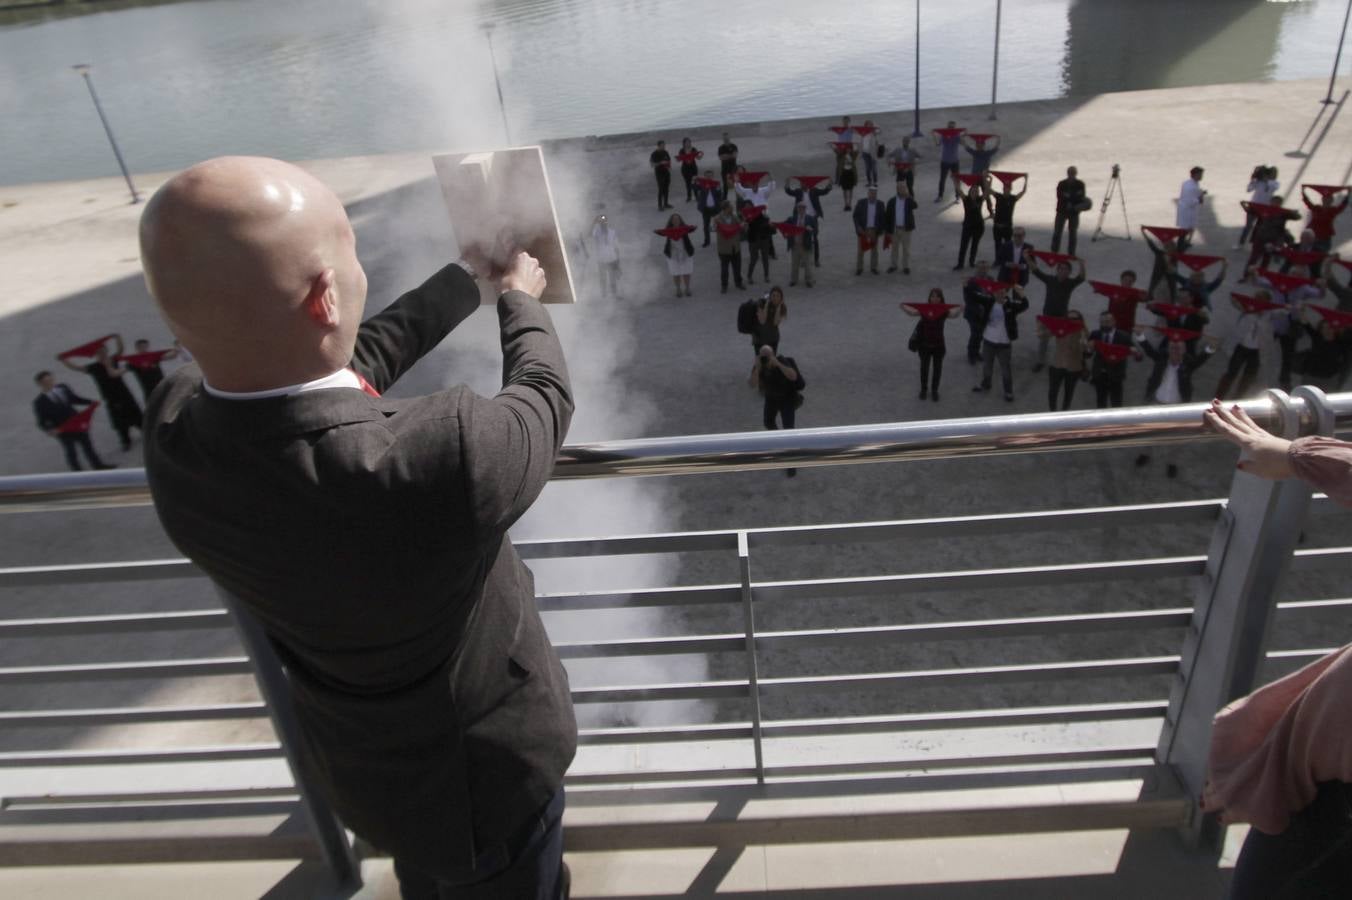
<box><xmin>859</xmin><ymin>119</ymin><xmax>881</xmax><ymax>186</ymax></box>
<box><xmin>1238</xmin><ymin>165</ymin><xmax>1279</xmax><ymax>249</ymax></box>
<box><xmin>1215</xmin><ymin>290</ymin><xmax>1273</xmax><ymax>400</ymax></box>
<box><xmin>591</xmin><ymin>214</ymin><xmax>621</xmax><ymax>298</ymax></box>
<box><xmin>1135</xmin><ymin>335</ymin><xmax>1217</xmax><ymax>477</ymax></box>
<box><xmin>1176</xmin><ymin>166</ymin><xmax>1206</xmax><ymax>251</ymax></box>
<box><xmin>734</xmin><ymin>172</ymin><xmax>778</xmax><ymax>210</ymax></box>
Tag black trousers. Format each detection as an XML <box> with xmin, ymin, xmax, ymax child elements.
<box><xmin>1216</xmin><ymin>346</ymin><xmax>1262</xmax><ymax>400</ymax></box>
<box><xmin>718</xmin><ymin>251</ymin><xmax>744</xmax><ymax>289</ymax></box>
<box><xmin>1094</xmin><ymin>376</ymin><xmax>1124</xmax><ymax>408</ymax></box>
<box><xmin>1047</xmin><ymin>367</ymin><xmax>1080</xmax><ymax>410</ymax></box>
<box><xmin>393</xmin><ymin>789</ymin><xmax>567</xmax><ymax>900</ymax></box>
<box><xmin>919</xmin><ymin>347</ymin><xmax>945</xmax><ymax>394</ymax></box>
<box><xmin>1277</xmin><ymin>330</ymin><xmax>1297</xmax><ymax>389</ymax></box>
<box><xmin>965</xmin><ymin>318</ymin><xmax>983</xmax><ymax>363</ymax></box>
<box><xmin>1052</xmin><ymin>210</ymin><xmax>1080</xmax><ymax>256</ymax></box>
<box><xmin>992</xmin><ymin>222</ymin><xmax>1013</xmax><ymax>244</ymax></box>
<box><xmin>1230</xmin><ymin>781</ymin><xmax>1352</xmax><ymax>900</ymax></box>
<box><xmin>763</xmin><ymin>394</ymin><xmax>796</xmax><ymax>430</ymax></box>
<box><xmin>681</xmin><ymin>166</ymin><xmax>697</xmax><ymax>201</ymax></box>
<box><xmin>937</xmin><ymin>161</ymin><xmax>959</xmax><ymax>199</ymax></box>
<box><xmin>655</xmin><ymin>170</ymin><xmax>670</xmax><ymax>208</ymax></box>
<box><xmin>57</xmin><ymin>432</ymin><xmax>105</xmax><ymax>470</ymax></box>
<box><xmin>747</xmin><ymin>239</ymin><xmax>772</xmax><ymax>281</ymax></box>
<box><xmin>700</xmin><ymin>208</ymin><xmax>715</xmax><ymax>246</ymax></box>
<box><xmin>957</xmin><ymin>221</ymin><xmax>984</xmax><ymax>267</ymax></box>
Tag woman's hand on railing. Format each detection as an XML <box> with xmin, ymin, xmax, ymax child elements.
<box><xmin>1203</xmin><ymin>399</ymin><xmax>1294</xmax><ymax>480</ymax></box>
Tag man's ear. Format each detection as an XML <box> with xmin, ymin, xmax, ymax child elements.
<box><xmin>303</xmin><ymin>269</ymin><xmax>339</xmax><ymax>328</ymax></box>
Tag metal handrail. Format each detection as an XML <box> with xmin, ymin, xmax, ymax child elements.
<box><xmin>3</xmin><ymin>393</ymin><xmax>1350</xmax><ymax>512</ymax></box>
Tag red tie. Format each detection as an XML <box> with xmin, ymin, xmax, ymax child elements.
<box><xmin>349</xmin><ymin>368</ymin><xmax>381</xmax><ymax>398</ymax></box>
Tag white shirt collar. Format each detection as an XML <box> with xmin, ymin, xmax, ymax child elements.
<box><xmin>203</xmin><ymin>367</ymin><xmax>362</xmax><ymax>400</ymax></box>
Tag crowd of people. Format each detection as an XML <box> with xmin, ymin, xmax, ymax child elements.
<box><xmin>622</xmin><ymin>119</ymin><xmax>1352</xmax><ymax>455</ymax></box>
<box><xmin>31</xmin><ymin>334</ymin><xmax>184</xmax><ymax>470</ymax></box>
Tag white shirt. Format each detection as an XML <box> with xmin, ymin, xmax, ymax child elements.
<box><xmin>592</xmin><ymin>224</ymin><xmax>620</xmax><ymax>263</ymax></box>
<box><xmin>861</xmin><ymin>132</ymin><xmax>878</xmax><ymax>155</ymax></box>
<box><xmin>1154</xmin><ymin>362</ymin><xmax>1183</xmax><ymax>405</ymax></box>
<box><xmin>865</xmin><ymin>201</ymin><xmax>878</xmax><ymax>229</ymax></box>
<box><xmin>983</xmin><ymin>302</ymin><xmax>1009</xmax><ymax>345</ymax></box>
<box><xmin>1249</xmin><ymin>178</ymin><xmax>1279</xmax><ymax>205</ymax></box>
<box><xmin>204</xmin><ymin>367</ymin><xmax>361</xmax><ymax>400</ymax></box>
<box><xmin>735</xmin><ymin>180</ymin><xmax>776</xmax><ymax>208</ymax></box>
<box><xmin>1177</xmin><ymin>178</ymin><xmax>1205</xmax><ymax>229</ymax></box>
<box><xmin>1236</xmin><ymin>312</ymin><xmax>1264</xmax><ymax>350</ymax></box>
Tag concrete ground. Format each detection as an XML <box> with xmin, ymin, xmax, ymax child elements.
<box><xmin>2</xmin><ymin>77</ymin><xmax>1351</xmax><ymax>897</ymax></box>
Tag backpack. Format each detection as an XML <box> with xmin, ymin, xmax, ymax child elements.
<box><xmin>737</xmin><ymin>298</ymin><xmax>760</xmax><ymax>335</ymax></box>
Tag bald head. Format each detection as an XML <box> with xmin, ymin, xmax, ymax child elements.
<box><xmin>139</xmin><ymin>156</ymin><xmax>368</xmax><ymax>391</ymax></box>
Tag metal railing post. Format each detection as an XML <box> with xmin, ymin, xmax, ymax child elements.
<box><xmin>737</xmin><ymin>531</ymin><xmax>766</xmax><ymax>784</ymax></box>
<box><xmin>1157</xmin><ymin>389</ymin><xmax>1334</xmax><ymax>849</ymax></box>
<box><xmin>988</xmin><ymin>0</ymin><xmax>1002</xmax><ymax>120</ymax></box>
<box><xmin>221</xmin><ymin>591</ymin><xmax>362</xmax><ymax>887</ymax></box>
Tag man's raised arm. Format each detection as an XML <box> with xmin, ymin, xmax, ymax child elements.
<box><xmin>350</xmin><ymin>263</ymin><xmax>481</xmax><ymax>393</ymax></box>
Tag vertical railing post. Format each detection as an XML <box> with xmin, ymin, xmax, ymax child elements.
<box><xmin>988</xmin><ymin>0</ymin><xmax>1002</xmax><ymax>120</ymax></box>
<box><xmin>222</xmin><ymin>591</ymin><xmax>362</xmax><ymax>888</ymax></box>
<box><xmin>737</xmin><ymin>531</ymin><xmax>766</xmax><ymax>784</ymax></box>
<box><xmin>1158</xmin><ymin>389</ymin><xmax>1334</xmax><ymax>848</ymax></box>
<box><xmin>911</xmin><ymin>1</ymin><xmax>923</xmax><ymax>138</ymax></box>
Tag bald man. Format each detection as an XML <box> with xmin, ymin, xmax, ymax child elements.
<box><xmin>138</xmin><ymin>157</ymin><xmax>575</xmax><ymax>899</ymax></box>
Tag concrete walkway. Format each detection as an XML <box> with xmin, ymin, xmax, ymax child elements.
<box><xmin>2</xmin><ymin>78</ymin><xmax>1351</xmax><ymax>898</ymax></box>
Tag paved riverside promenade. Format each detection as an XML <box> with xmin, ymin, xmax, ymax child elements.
<box><xmin>1</xmin><ymin>78</ymin><xmax>1351</xmax><ymax>897</ymax></box>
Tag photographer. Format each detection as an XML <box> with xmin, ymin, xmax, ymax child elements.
<box><xmin>1239</xmin><ymin>165</ymin><xmax>1279</xmax><ymax>249</ymax></box>
<box><xmin>1052</xmin><ymin>166</ymin><xmax>1086</xmax><ymax>256</ymax></box>
<box><xmin>750</xmin><ymin>345</ymin><xmax>806</xmax><ymax>475</ymax></box>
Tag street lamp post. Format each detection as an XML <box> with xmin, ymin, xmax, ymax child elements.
<box><xmin>1323</xmin><ymin>0</ymin><xmax>1351</xmax><ymax>105</ymax></box>
<box><xmin>72</xmin><ymin>64</ymin><xmax>139</xmax><ymax>204</ymax></box>
<box><xmin>911</xmin><ymin>1</ymin><xmax>923</xmax><ymax>138</ymax></box>
<box><xmin>989</xmin><ymin>0</ymin><xmax>1002</xmax><ymax>120</ymax></box>
<box><xmin>481</xmin><ymin>24</ymin><xmax>514</xmax><ymax>146</ymax></box>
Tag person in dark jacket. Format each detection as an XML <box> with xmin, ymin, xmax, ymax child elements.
<box><xmin>125</xmin><ymin>337</ymin><xmax>179</xmax><ymax>401</ymax></box>
<box><xmin>750</xmin><ymin>344</ymin><xmax>806</xmax><ymax>476</ymax></box>
<box><xmin>57</xmin><ymin>336</ymin><xmax>143</xmax><ymax>451</ymax></box>
<box><xmin>853</xmin><ymin>186</ymin><xmax>885</xmax><ymax>276</ymax></box>
<box><xmin>970</xmin><ymin>283</ymin><xmax>1030</xmax><ymax>401</ymax></box>
<box><xmin>884</xmin><ymin>181</ymin><xmax>918</xmax><ymax>274</ymax></box>
<box><xmin>650</xmin><ymin>140</ymin><xmax>672</xmax><ymax>210</ymax></box>
<box><xmin>694</xmin><ymin>169</ymin><xmax>723</xmax><ymax>247</ymax></box>
<box><xmin>962</xmin><ymin>261</ymin><xmax>996</xmax><ymax>364</ymax></box>
<box><xmin>1086</xmin><ymin>311</ymin><xmax>1141</xmax><ymax>408</ymax></box>
<box><xmin>1134</xmin><ymin>335</ymin><xmax>1217</xmax><ymax>476</ymax></box>
<box><xmin>1030</xmin><ymin>255</ymin><xmax>1087</xmax><ymax>372</ymax></box>
<box><xmin>1052</xmin><ymin>166</ymin><xmax>1086</xmax><ymax>255</ymax></box>
<box><xmin>902</xmin><ymin>287</ymin><xmax>961</xmax><ymax>401</ymax></box>
<box><xmin>745</xmin><ymin>209</ymin><xmax>775</xmax><ymax>286</ymax></box>
<box><xmin>784</xmin><ymin>177</ymin><xmax>832</xmax><ymax>267</ymax></box>
<box><xmin>32</xmin><ymin>370</ymin><xmax>115</xmax><ymax>471</ymax></box>
<box><xmin>988</xmin><ymin>175</ymin><xmax>1026</xmax><ymax>244</ymax></box>
<box><xmin>782</xmin><ymin>202</ymin><xmax>817</xmax><ymax>287</ymax></box>
<box><xmin>753</xmin><ymin>286</ymin><xmax>788</xmax><ymax>354</ymax></box>
<box><xmin>994</xmin><ymin>226</ymin><xmax>1034</xmax><ymax>286</ymax></box>
<box><xmin>953</xmin><ymin>176</ymin><xmax>988</xmax><ymax>270</ymax></box>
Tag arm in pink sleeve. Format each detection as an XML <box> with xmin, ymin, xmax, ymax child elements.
<box><xmin>1288</xmin><ymin>436</ymin><xmax>1352</xmax><ymax>507</ymax></box>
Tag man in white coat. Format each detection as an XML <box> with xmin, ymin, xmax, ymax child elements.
<box><xmin>1176</xmin><ymin>166</ymin><xmax>1206</xmax><ymax>252</ymax></box>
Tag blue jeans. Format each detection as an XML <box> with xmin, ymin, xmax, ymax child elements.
<box><xmin>393</xmin><ymin>789</ymin><xmax>568</xmax><ymax>899</ymax></box>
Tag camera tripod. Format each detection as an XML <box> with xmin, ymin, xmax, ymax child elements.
<box><xmin>1091</xmin><ymin>164</ymin><xmax>1131</xmax><ymax>242</ymax></box>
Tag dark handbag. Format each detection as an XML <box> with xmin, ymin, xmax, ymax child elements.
<box><xmin>1075</xmin><ymin>196</ymin><xmax>1093</xmax><ymax>213</ymax></box>
<box><xmin>793</xmin><ymin>393</ymin><xmax>805</xmax><ymax>410</ymax></box>
<box><xmin>907</xmin><ymin>320</ymin><xmax>922</xmax><ymax>353</ymax></box>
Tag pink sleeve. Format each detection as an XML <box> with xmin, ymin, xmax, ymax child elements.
<box><xmin>1288</xmin><ymin>436</ymin><xmax>1352</xmax><ymax>507</ymax></box>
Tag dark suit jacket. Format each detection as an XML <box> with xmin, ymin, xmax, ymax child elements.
<box><xmin>695</xmin><ymin>182</ymin><xmax>724</xmax><ymax>214</ymax></box>
<box><xmin>971</xmin><ymin>293</ymin><xmax>1030</xmax><ymax>341</ymax></box>
<box><xmin>852</xmin><ymin>198</ymin><xmax>885</xmax><ymax>233</ymax></box>
<box><xmin>884</xmin><ymin>195</ymin><xmax>916</xmax><ymax>232</ymax></box>
<box><xmin>1088</xmin><ymin>327</ymin><xmax>1136</xmax><ymax>382</ymax></box>
<box><xmin>780</xmin><ymin>213</ymin><xmax>817</xmax><ymax>252</ymax></box>
<box><xmin>33</xmin><ymin>383</ymin><xmax>93</xmax><ymax>431</ymax></box>
<box><xmin>143</xmin><ymin>264</ymin><xmax>576</xmax><ymax>879</ymax></box>
<box><xmin>1142</xmin><ymin>341</ymin><xmax>1213</xmax><ymax>402</ymax></box>
<box><xmin>784</xmin><ymin>183</ymin><xmax>831</xmax><ymax>218</ymax></box>
<box><xmin>994</xmin><ymin>239</ymin><xmax>1033</xmax><ymax>286</ymax></box>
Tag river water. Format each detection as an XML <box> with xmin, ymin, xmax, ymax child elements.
<box><xmin>0</xmin><ymin>0</ymin><xmax>1347</xmax><ymax>186</ymax></box>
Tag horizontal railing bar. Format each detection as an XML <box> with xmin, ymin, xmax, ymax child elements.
<box><xmin>536</xmin><ymin>584</ymin><xmax>741</xmax><ymax>611</ymax></box>
<box><xmin>0</xmin><ymin>658</ymin><xmax>254</xmax><ymax>684</ymax></box>
<box><xmin>0</xmin><ymin>744</ymin><xmax>283</xmax><ymax>767</ymax></box>
<box><xmin>566</xmin><ymin>763</ymin><xmax>1170</xmax><ymax>805</ymax></box>
<box><xmin>1</xmin><ymin>787</ymin><xmax>298</xmax><ymax>807</ymax></box>
<box><xmin>0</xmin><ymin>559</ymin><xmax>200</xmax><ymax>588</ymax></box>
<box><xmin>556</xmin><ymin>610</ymin><xmax>1193</xmax><ymax>660</ymax></box>
<box><xmin>754</xmin><ymin>557</ymin><xmax>1206</xmax><ymax>601</ymax></box>
<box><xmin>571</xmin><ymin>657</ymin><xmax>1178</xmax><ymax>704</ymax></box>
<box><xmin>0</xmin><ymin>800</ymin><xmax>304</xmax><ymax>825</ymax></box>
<box><xmin>564</xmin><ymin>746</ymin><xmax>1157</xmax><ymax>788</ymax></box>
<box><xmin>1265</xmin><ymin>648</ymin><xmax>1341</xmax><ymax>660</ymax></box>
<box><xmin>1289</xmin><ymin>547</ymin><xmax>1352</xmax><ymax>571</ymax></box>
<box><xmin>576</xmin><ymin>701</ymin><xmax>1170</xmax><ymax>745</ymax></box>
<box><xmin>0</xmin><ymin>610</ymin><xmax>230</xmax><ymax>637</ymax></box>
<box><xmin>571</xmin><ymin>680</ymin><xmax>749</xmax><ymax>704</ymax></box>
<box><xmin>0</xmin><ymin>703</ymin><xmax>267</xmax><ymax>728</ymax></box>
<box><xmin>517</xmin><ymin>532</ymin><xmax>739</xmax><ymax>559</ymax></box>
<box><xmin>758</xmin><ymin>657</ymin><xmax>1181</xmax><ymax>696</ymax></box>
<box><xmin>1276</xmin><ymin>598</ymin><xmax>1352</xmax><ymax>611</ymax></box>
<box><xmin>747</xmin><ymin>500</ymin><xmax>1224</xmax><ymax>548</ymax></box>
<box><xmin>2</xmin><ymin>395</ymin><xmax>1346</xmax><ymax>505</ymax></box>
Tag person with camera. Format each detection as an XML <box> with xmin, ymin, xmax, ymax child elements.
<box><xmin>752</xmin><ymin>286</ymin><xmax>789</xmax><ymax>354</ymax></box>
<box><xmin>970</xmin><ymin>281</ymin><xmax>1030</xmax><ymax>402</ymax></box>
<box><xmin>1176</xmin><ymin>166</ymin><xmax>1206</xmax><ymax>252</ymax></box>
<box><xmin>750</xmin><ymin>344</ymin><xmax>806</xmax><ymax>476</ymax></box>
<box><xmin>1238</xmin><ymin>165</ymin><xmax>1279</xmax><ymax>249</ymax></box>
<box><xmin>1052</xmin><ymin>166</ymin><xmax>1087</xmax><ymax>256</ymax></box>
